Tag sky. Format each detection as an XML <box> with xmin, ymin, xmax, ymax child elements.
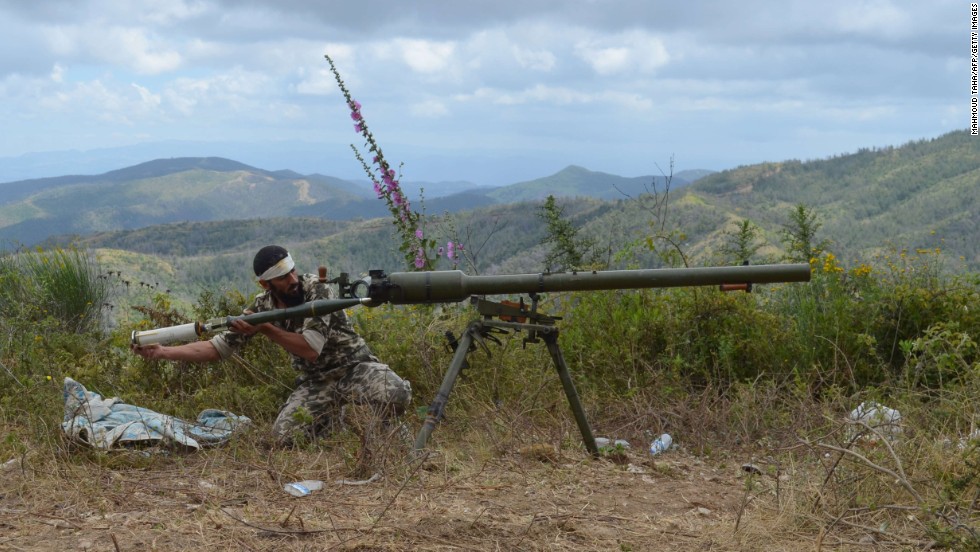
<box><xmin>0</xmin><ymin>0</ymin><xmax>971</xmax><ymax>186</ymax></box>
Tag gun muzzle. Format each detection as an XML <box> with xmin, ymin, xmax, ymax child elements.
<box><xmin>131</xmin><ymin>322</ymin><xmax>202</xmax><ymax>346</ymax></box>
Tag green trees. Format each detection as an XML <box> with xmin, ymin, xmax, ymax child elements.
<box><xmin>719</xmin><ymin>219</ymin><xmax>764</xmax><ymax>264</ymax></box>
<box><xmin>780</xmin><ymin>203</ymin><xmax>830</xmax><ymax>263</ymax></box>
<box><xmin>537</xmin><ymin>194</ymin><xmax>601</xmax><ymax>272</ymax></box>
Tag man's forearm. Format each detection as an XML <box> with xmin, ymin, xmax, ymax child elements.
<box><xmin>157</xmin><ymin>341</ymin><xmax>221</xmax><ymax>362</ymax></box>
<box><xmin>258</xmin><ymin>325</ymin><xmax>319</xmax><ymax>362</ymax></box>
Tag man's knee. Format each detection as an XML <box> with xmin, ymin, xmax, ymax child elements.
<box><xmin>349</xmin><ymin>362</ymin><xmax>412</xmax><ymax>411</ymax></box>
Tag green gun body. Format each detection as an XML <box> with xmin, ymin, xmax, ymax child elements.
<box><xmin>367</xmin><ymin>264</ymin><xmax>810</xmax><ymax>304</ymax></box>
<box><xmin>131</xmin><ymin>263</ymin><xmax>810</xmax><ymax>346</ymax></box>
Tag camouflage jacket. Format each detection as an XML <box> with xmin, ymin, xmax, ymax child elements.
<box><xmin>210</xmin><ymin>273</ymin><xmax>372</xmax><ymax>378</ymax></box>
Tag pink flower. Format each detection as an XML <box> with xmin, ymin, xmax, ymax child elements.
<box><xmin>447</xmin><ymin>241</ymin><xmax>455</xmax><ymax>260</ymax></box>
<box><xmin>372</xmin><ymin>181</ymin><xmax>383</xmax><ymax>198</ymax></box>
<box><xmin>350</xmin><ymin>111</ymin><xmax>362</xmax><ymax>121</ymax></box>
<box><xmin>415</xmin><ymin>229</ymin><xmax>423</xmax><ymax>239</ymax></box>
<box><xmin>354</xmin><ymin>123</ymin><xmax>363</xmax><ymax>132</ymax></box>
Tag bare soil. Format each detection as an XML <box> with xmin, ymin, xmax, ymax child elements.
<box><xmin>0</xmin><ymin>438</ymin><xmax>812</xmax><ymax>552</ymax></box>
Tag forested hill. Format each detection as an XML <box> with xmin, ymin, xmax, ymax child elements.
<box><xmin>689</xmin><ymin>130</ymin><xmax>979</xmax><ymax>265</ymax></box>
<box><xmin>0</xmin><ymin>157</ymin><xmax>682</xmax><ymax>246</ymax></box>
<box><xmin>29</xmin><ymin>129</ymin><xmax>980</xmax><ymax>306</ymax></box>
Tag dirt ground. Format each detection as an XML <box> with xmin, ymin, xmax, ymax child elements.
<box><xmin>0</xmin><ymin>437</ymin><xmax>816</xmax><ymax>552</ymax></box>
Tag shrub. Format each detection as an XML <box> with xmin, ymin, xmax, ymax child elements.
<box><xmin>0</xmin><ymin>246</ymin><xmax>111</xmax><ymax>335</ymax></box>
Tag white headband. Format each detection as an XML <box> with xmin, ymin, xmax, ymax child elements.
<box><xmin>259</xmin><ymin>253</ymin><xmax>295</xmax><ymax>281</ymax></box>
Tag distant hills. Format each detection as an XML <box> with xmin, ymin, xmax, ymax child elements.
<box><xmin>0</xmin><ymin>159</ymin><xmax>704</xmax><ymax>246</ymax></box>
<box><xmin>2</xmin><ymin>130</ymin><xmax>978</xmax><ymax>309</ymax></box>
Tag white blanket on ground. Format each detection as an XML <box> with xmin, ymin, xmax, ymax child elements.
<box><xmin>61</xmin><ymin>377</ymin><xmax>251</xmax><ymax>450</ymax></box>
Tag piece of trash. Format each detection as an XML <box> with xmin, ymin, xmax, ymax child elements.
<box><xmin>336</xmin><ymin>473</ymin><xmax>382</xmax><ymax>486</ymax></box>
<box><xmin>741</xmin><ymin>463</ymin><xmax>763</xmax><ymax>475</ymax></box>
<box><xmin>283</xmin><ymin>480</ymin><xmax>323</xmax><ymax>497</ymax></box>
<box><xmin>595</xmin><ymin>437</ymin><xmax>630</xmax><ymax>449</ymax></box>
<box><xmin>959</xmin><ymin>428</ymin><xmax>980</xmax><ymax>449</ymax></box>
<box><xmin>849</xmin><ymin>401</ymin><xmax>902</xmax><ymax>439</ymax></box>
<box><xmin>2</xmin><ymin>458</ymin><xmax>17</xmax><ymax>471</ymax></box>
<box><xmin>649</xmin><ymin>433</ymin><xmax>672</xmax><ymax>456</ymax></box>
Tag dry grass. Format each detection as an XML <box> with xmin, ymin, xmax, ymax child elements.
<box><xmin>5</xmin><ymin>393</ymin><xmax>975</xmax><ymax>552</ymax></box>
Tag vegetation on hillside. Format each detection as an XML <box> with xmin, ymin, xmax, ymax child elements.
<box><xmin>5</xmin><ymin>131</ymin><xmax>977</xmax><ymax>275</ymax></box>
<box><xmin>2</xmin><ymin>126</ymin><xmax>979</xmax><ymax>547</ymax></box>
<box><xmin>2</xmin><ymin>187</ymin><xmax>979</xmax><ymax>546</ymax></box>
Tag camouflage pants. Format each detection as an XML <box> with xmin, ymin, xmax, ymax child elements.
<box><xmin>272</xmin><ymin>361</ymin><xmax>412</xmax><ymax>445</ymax></box>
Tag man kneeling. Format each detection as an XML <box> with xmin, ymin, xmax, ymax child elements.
<box><xmin>132</xmin><ymin>245</ymin><xmax>412</xmax><ymax>445</ymax></box>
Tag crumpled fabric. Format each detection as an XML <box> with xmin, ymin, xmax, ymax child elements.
<box><xmin>61</xmin><ymin>377</ymin><xmax>251</xmax><ymax>450</ymax></box>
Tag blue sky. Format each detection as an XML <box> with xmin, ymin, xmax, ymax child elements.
<box><xmin>0</xmin><ymin>0</ymin><xmax>969</xmax><ymax>185</ymax></box>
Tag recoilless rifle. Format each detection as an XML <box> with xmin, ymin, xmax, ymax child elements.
<box><xmin>132</xmin><ymin>263</ymin><xmax>811</xmax><ymax>455</ymax></box>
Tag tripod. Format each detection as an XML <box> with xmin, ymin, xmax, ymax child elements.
<box><xmin>412</xmin><ymin>295</ymin><xmax>600</xmax><ymax>457</ymax></box>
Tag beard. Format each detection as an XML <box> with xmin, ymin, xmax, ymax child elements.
<box><xmin>271</xmin><ymin>279</ymin><xmax>305</xmax><ymax>307</ymax></box>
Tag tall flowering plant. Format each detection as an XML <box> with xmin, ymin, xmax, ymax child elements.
<box><xmin>325</xmin><ymin>54</ymin><xmax>443</xmax><ymax>270</ymax></box>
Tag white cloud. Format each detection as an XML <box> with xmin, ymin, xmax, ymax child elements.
<box><xmin>50</xmin><ymin>64</ymin><xmax>65</xmax><ymax>83</ymax></box>
<box><xmin>131</xmin><ymin>83</ymin><xmax>162</xmax><ymax>110</ymax></box>
<box><xmin>33</xmin><ymin>78</ymin><xmax>140</xmax><ymax>125</ymax></box>
<box><xmin>458</xmin><ymin>84</ymin><xmax>652</xmax><ymax>112</ymax></box>
<box><xmin>294</xmin><ymin>67</ymin><xmax>336</xmax><ymax>95</ymax></box>
<box><xmin>512</xmin><ymin>46</ymin><xmax>556</xmax><ymax>71</ymax></box>
<box><xmin>575</xmin><ymin>30</ymin><xmax>669</xmax><ymax>75</ymax></box>
<box><xmin>162</xmin><ymin>69</ymin><xmax>273</xmax><ymax>115</ymax></box>
<box><xmin>393</xmin><ymin>39</ymin><xmax>456</xmax><ymax>73</ymax></box>
<box><xmin>41</xmin><ymin>23</ymin><xmax>183</xmax><ymax>75</ymax></box>
<box><xmin>0</xmin><ymin>0</ymin><xmax>965</xmax><ymax>181</ymax></box>
<box><xmin>134</xmin><ymin>0</ymin><xmax>210</xmax><ymax>25</ymax></box>
<box><xmin>834</xmin><ymin>0</ymin><xmax>913</xmax><ymax>38</ymax></box>
<box><xmin>410</xmin><ymin>100</ymin><xmax>449</xmax><ymax>117</ymax></box>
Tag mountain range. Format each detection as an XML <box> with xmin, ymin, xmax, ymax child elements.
<box><xmin>0</xmin><ymin>159</ymin><xmax>706</xmax><ymax>246</ymax></box>
<box><xmin>0</xmin><ymin>130</ymin><xmax>977</xmax><ymax>307</ymax></box>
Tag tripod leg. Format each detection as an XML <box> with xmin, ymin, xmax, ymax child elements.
<box><xmin>414</xmin><ymin>322</ymin><xmax>478</xmax><ymax>452</ymax></box>
<box><xmin>544</xmin><ymin>334</ymin><xmax>599</xmax><ymax>457</ymax></box>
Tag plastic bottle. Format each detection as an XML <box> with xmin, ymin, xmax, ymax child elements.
<box><xmin>649</xmin><ymin>433</ymin><xmax>672</xmax><ymax>455</ymax></box>
<box><xmin>283</xmin><ymin>480</ymin><xmax>324</xmax><ymax>497</ymax></box>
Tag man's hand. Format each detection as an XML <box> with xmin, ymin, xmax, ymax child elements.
<box><xmin>229</xmin><ymin>310</ymin><xmax>274</xmax><ymax>337</ymax></box>
<box><xmin>131</xmin><ymin>343</ymin><xmax>167</xmax><ymax>360</ymax></box>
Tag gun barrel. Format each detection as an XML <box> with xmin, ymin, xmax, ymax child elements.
<box><xmin>131</xmin><ymin>297</ymin><xmax>370</xmax><ymax>346</ymax></box>
<box><xmin>377</xmin><ymin>263</ymin><xmax>811</xmax><ymax>304</ymax></box>
<box><xmin>203</xmin><ymin>297</ymin><xmax>370</xmax><ymax>330</ymax></box>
